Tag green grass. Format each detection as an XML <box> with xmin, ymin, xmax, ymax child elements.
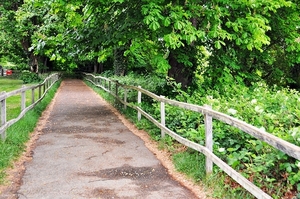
<box><xmin>1</xmin><ymin>77</ymin><xmax>42</xmax><ymax>121</ymax></box>
<box><xmin>0</xmin><ymin>80</ymin><xmax>61</xmax><ymax>184</ymax></box>
<box><xmin>0</xmin><ymin>77</ymin><xmax>24</xmax><ymax>92</ymax></box>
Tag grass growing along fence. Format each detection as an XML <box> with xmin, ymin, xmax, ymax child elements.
<box><xmin>0</xmin><ymin>79</ymin><xmax>61</xmax><ymax>184</ymax></box>
<box><xmin>0</xmin><ymin>78</ymin><xmax>40</xmax><ymax>121</ymax></box>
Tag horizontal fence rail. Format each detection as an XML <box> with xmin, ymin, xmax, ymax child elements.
<box><xmin>84</xmin><ymin>73</ymin><xmax>300</xmax><ymax>199</ymax></box>
<box><xmin>0</xmin><ymin>73</ymin><xmax>60</xmax><ymax>139</ymax></box>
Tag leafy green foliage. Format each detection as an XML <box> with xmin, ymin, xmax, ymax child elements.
<box><xmin>94</xmin><ymin>72</ymin><xmax>300</xmax><ymax>198</ymax></box>
<box><xmin>3</xmin><ymin>0</ymin><xmax>298</xmax><ymax>88</ymax></box>
<box><xmin>167</xmin><ymin>80</ymin><xmax>300</xmax><ymax>198</ymax></box>
<box><xmin>19</xmin><ymin>70</ymin><xmax>41</xmax><ymax>84</ymax></box>
<box><xmin>0</xmin><ymin>1</ymin><xmax>28</xmax><ymax>70</ymax></box>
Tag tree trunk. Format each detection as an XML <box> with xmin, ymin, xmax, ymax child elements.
<box><xmin>114</xmin><ymin>47</ymin><xmax>127</xmax><ymax>76</ymax></box>
<box><xmin>167</xmin><ymin>52</ymin><xmax>193</xmax><ymax>89</ymax></box>
<box><xmin>98</xmin><ymin>62</ymin><xmax>103</xmax><ymax>73</ymax></box>
<box><xmin>93</xmin><ymin>62</ymin><xmax>98</xmax><ymax>73</ymax></box>
<box><xmin>21</xmin><ymin>37</ymin><xmax>39</xmax><ymax>73</ymax></box>
<box><xmin>30</xmin><ymin>54</ymin><xmax>39</xmax><ymax>73</ymax></box>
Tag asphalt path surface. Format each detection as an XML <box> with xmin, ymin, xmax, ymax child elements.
<box><xmin>11</xmin><ymin>79</ymin><xmax>200</xmax><ymax>199</ymax></box>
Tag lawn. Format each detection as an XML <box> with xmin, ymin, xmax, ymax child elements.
<box><xmin>0</xmin><ymin>77</ymin><xmax>39</xmax><ymax>121</ymax></box>
<box><xmin>0</xmin><ymin>77</ymin><xmax>24</xmax><ymax>92</ymax></box>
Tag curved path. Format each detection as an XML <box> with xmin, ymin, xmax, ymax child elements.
<box><xmin>6</xmin><ymin>79</ymin><xmax>204</xmax><ymax>199</ymax></box>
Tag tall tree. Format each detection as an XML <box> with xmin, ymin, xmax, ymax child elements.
<box><xmin>0</xmin><ymin>0</ymin><xmax>27</xmax><ymax>68</ymax></box>
<box><xmin>11</xmin><ymin>0</ymin><xmax>299</xmax><ymax>88</ymax></box>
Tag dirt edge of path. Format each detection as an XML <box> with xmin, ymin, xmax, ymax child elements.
<box><xmin>0</xmin><ymin>81</ymin><xmax>213</xmax><ymax>199</ymax></box>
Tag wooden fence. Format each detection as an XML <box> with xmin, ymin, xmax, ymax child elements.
<box><xmin>84</xmin><ymin>73</ymin><xmax>300</xmax><ymax>199</ymax></box>
<box><xmin>0</xmin><ymin>73</ymin><xmax>60</xmax><ymax>139</ymax></box>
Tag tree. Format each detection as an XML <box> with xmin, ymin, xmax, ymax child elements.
<box><xmin>9</xmin><ymin>0</ymin><xmax>299</xmax><ymax>88</ymax></box>
<box><xmin>0</xmin><ymin>0</ymin><xmax>27</xmax><ymax>69</ymax></box>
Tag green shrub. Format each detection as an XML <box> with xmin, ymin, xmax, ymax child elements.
<box><xmin>19</xmin><ymin>70</ymin><xmax>41</xmax><ymax>84</ymax></box>
<box><xmin>166</xmin><ymin>81</ymin><xmax>300</xmax><ymax>198</ymax></box>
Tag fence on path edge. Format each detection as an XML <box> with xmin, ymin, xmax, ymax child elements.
<box><xmin>84</xmin><ymin>72</ymin><xmax>300</xmax><ymax>199</ymax></box>
<box><xmin>0</xmin><ymin>73</ymin><xmax>60</xmax><ymax>140</ymax></box>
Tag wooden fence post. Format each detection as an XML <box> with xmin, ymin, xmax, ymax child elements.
<box><xmin>160</xmin><ymin>95</ymin><xmax>165</xmax><ymax>138</ymax></box>
<box><xmin>0</xmin><ymin>92</ymin><xmax>7</xmax><ymax>139</ymax></box>
<box><xmin>115</xmin><ymin>81</ymin><xmax>119</xmax><ymax>97</ymax></box>
<box><xmin>124</xmin><ymin>89</ymin><xmax>127</xmax><ymax>109</ymax></box>
<box><xmin>43</xmin><ymin>81</ymin><xmax>46</xmax><ymax>94</ymax></box>
<box><xmin>204</xmin><ymin>105</ymin><xmax>213</xmax><ymax>174</ymax></box>
<box><xmin>38</xmin><ymin>85</ymin><xmax>42</xmax><ymax>99</ymax></box>
<box><xmin>137</xmin><ymin>86</ymin><xmax>141</xmax><ymax>121</ymax></box>
<box><xmin>31</xmin><ymin>88</ymin><xmax>35</xmax><ymax>104</ymax></box>
<box><xmin>21</xmin><ymin>86</ymin><xmax>26</xmax><ymax>111</ymax></box>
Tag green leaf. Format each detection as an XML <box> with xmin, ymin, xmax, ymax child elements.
<box><xmin>174</xmin><ymin>21</ymin><xmax>183</xmax><ymax>30</ymax></box>
<box><xmin>163</xmin><ymin>17</ymin><xmax>171</xmax><ymax>27</ymax></box>
<box><xmin>215</xmin><ymin>41</ymin><xmax>221</xmax><ymax>49</ymax></box>
<box><xmin>149</xmin><ymin>21</ymin><xmax>160</xmax><ymax>31</ymax></box>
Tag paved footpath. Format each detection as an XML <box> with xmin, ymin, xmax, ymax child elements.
<box><xmin>12</xmin><ymin>79</ymin><xmax>199</xmax><ymax>199</ymax></box>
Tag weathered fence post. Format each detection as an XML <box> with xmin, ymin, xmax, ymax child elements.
<box><xmin>21</xmin><ymin>85</ymin><xmax>26</xmax><ymax>111</ymax></box>
<box><xmin>43</xmin><ymin>80</ymin><xmax>46</xmax><ymax>95</ymax></box>
<box><xmin>124</xmin><ymin>89</ymin><xmax>127</xmax><ymax>109</ymax></box>
<box><xmin>45</xmin><ymin>79</ymin><xmax>48</xmax><ymax>91</ymax></box>
<box><xmin>38</xmin><ymin>85</ymin><xmax>42</xmax><ymax>100</ymax></box>
<box><xmin>0</xmin><ymin>92</ymin><xmax>7</xmax><ymax>139</ymax></box>
<box><xmin>160</xmin><ymin>95</ymin><xmax>165</xmax><ymax>138</ymax></box>
<box><xmin>137</xmin><ymin>86</ymin><xmax>142</xmax><ymax>121</ymax></box>
<box><xmin>204</xmin><ymin>105</ymin><xmax>213</xmax><ymax>174</ymax></box>
<box><xmin>115</xmin><ymin>81</ymin><xmax>119</xmax><ymax>97</ymax></box>
<box><xmin>50</xmin><ymin>76</ymin><xmax>52</xmax><ymax>86</ymax></box>
<box><xmin>31</xmin><ymin>88</ymin><xmax>35</xmax><ymax>104</ymax></box>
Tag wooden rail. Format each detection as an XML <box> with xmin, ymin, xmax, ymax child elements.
<box><xmin>84</xmin><ymin>73</ymin><xmax>300</xmax><ymax>199</ymax></box>
<box><xmin>0</xmin><ymin>73</ymin><xmax>60</xmax><ymax>139</ymax></box>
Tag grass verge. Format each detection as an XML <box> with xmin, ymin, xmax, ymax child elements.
<box><xmin>0</xmin><ymin>80</ymin><xmax>61</xmax><ymax>184</ymax></box>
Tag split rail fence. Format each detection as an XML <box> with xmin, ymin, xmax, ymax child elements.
<box><xmin>84</xmin><ymin>73</ymin><xmax>300</xmax><ymax>199</ymax></box>
<box><xmin>0</xmin><ymin>73</ymin><xmax>60</xmax><ymax>139</ymax></box>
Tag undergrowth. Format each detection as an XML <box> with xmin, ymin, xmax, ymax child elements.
<box><xmin>85</xmin><ymin>73</ymin><xmax>300</xmax><ymax>199</ymax></box>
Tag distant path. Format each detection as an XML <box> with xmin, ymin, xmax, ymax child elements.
<box><xmin>2</xmin><ymin>79</ymin><xmax>207</xmax><ymax>199</ymax></box>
